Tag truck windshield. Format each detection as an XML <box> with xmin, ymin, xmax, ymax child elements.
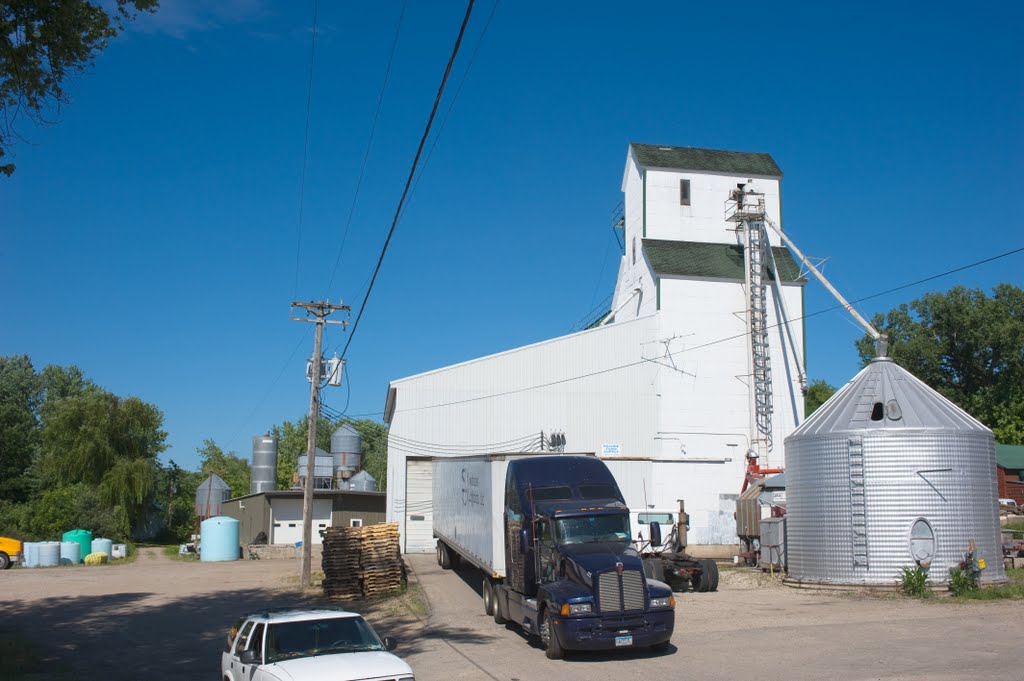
<box><xmin>554</xmin><ymin>514</ymin><xmax>630</xmax><ymax>545</ymax></box>
<box><xmin>265</xmin><ymin>616</ymin><xmax>384</xmax><ymax>662</ymax></box>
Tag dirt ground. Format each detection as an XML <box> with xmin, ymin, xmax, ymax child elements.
<box><xmin>2</xmin><ymin>548</ymin><xmax>1021</xmax><ymax>681</ymax></box>
<box><xmin>0</xmin><ymin>547</ymin><xmax>422</xmax><ymax>680</ymax></box>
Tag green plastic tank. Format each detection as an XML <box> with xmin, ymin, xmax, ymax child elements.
<box><xmin>62</xmin><ymin>529</ymin><xmax>92</xmax><ymax>563</ymax></box>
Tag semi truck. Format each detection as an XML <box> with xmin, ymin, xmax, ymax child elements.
<box><xmin>432</xmin><ymin>453</ymin><xmax>675</xmax><ymax>659</ymax></box>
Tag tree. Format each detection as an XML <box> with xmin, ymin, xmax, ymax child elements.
<box><xmin>197</xmin><ymin>439</ymin><xmax>250</xmax><ymax>499</ymax></box>
<box><xmin>0</xmin><ymin>354</ymin><xmax>40</xmax><ymax>501</ymax></box>
<box><xmin>856</xmin><ymin>284</ymin><xmax>1024</xmax><ymax>443</ymax></box>
<box><xmin>0</xmin><ymin>0</ymin><xmax>159</xmax><ymax>175</ymax></box>
<box><xmin>271</xmin><ymin>416</ymin><xmax>334</xmax><ymax>491</ymax></box>
<box><xmin>805</xmin><ymin>379</ymin><xmax>837</xmax><ymax>418</ymax></box>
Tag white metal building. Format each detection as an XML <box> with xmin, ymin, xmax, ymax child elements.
<box><xmin>385</xmin><ymin>144</ymin><xmax>806</xmax><ymax>553</ymax></box>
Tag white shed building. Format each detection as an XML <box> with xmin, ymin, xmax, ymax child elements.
<box><xmin>385</xmin><ymin>144</ymin><xmax>807</xmax><ymax>553</ymax></box>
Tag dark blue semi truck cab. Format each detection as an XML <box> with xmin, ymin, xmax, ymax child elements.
<box><xmin>435</xmin><ymin>455</ymin><xmax>675</xmax><ymax>659</ymax></box>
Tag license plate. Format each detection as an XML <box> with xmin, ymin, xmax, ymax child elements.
<box><xmin>615</xmin><ymin>635</ymin><xmax>633</xmax><ymax>647</ymax></box>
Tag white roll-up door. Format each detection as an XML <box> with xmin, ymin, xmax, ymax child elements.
<box><xmin>405</xmin><ymin>459</ymin><xmax>434</xmax><ymax>553</ymax></box>
<box><xmin>271</xmin><ymin>498</ymin><xmax>332</xmax><ymax>545</ymax></box>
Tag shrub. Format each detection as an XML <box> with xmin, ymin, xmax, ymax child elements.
<box><xmin>899</xmin><ymin>565</ymin><xmax>929</xmax><ymax>597</ymax></box>
<box><xmin>949</xmin><ymin>567</ymin><xmax>978</xmax><ymax>596</ymax></box>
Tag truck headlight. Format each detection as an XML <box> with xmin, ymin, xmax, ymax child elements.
<box><xmin>560</xmin><ymin>602</ymin><xmax>593</xmax><ymax>615</ymax></box>
<box><xmin>650</xmin><ymin>596</ymin><xmax>675</xmax><ymax>609</ymax></box>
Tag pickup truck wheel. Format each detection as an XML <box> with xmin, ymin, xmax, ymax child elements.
<box><xmin>0</xmin><ymin>552</ymin><xmax>10</xmax><ymax>570</ymax></box>
<box><xmin>701</xmin><ymin>559</ymin><xmax>720</xmax><ymax>592</ymax></box>
<box><xmin>482</xmin><ymin>578</ymin><xmax>495</xmax><ymax>616</ymax></box>
<box><xmin>539</xmin><ymin>608</ymin><xmax>564</xmax><ymax>660</ymax></box>
<box><xmin>437</xmin><ymin>541</ymin><xmax>452</xmax><ymax>569</ymax></box>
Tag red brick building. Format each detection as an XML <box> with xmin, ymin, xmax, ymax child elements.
<box><xmin>997</xmin><ymin>444</ymin><xmax>1024</xmax><ymax>505</ymax></box>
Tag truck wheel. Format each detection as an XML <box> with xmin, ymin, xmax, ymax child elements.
<box><xmin>482</xmin><ymin>578</ymin><xmax>495</xmax><ymax>616</ymax></box>
<box><xmin>492</xmin><ymin>584</ymin><xmax>509</xmax><ymax>625</ymax></box>
<box><xmin>691</xmin><ymin>567</ymin><xmax>708</xmax><ymax>592</ymax></box>
<box><xmin>437</xmin><ymin>541</ymin><xmax>452</xmax><ymax>569</ymax></box>
<box><xmin>0</xmin><ymin>552</ymin><xmax>10</xmax><ymax>570</ymax></box>
<box><xmin>539</xmin><ymin>608</ymin><xmax>564</xmax><ymax>660</ymax></box>
<box><xmin>701</xmin><ymin>559</ymin><xmax>720</xmax><ymax>592</ymax></box>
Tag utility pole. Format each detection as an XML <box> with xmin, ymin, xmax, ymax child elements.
<box><xmin>291</xmin><ymin>300</ymin><xmax>350</xmax><ymax>588</ymax></box>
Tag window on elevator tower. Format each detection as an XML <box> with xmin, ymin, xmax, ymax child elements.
<box><xmin>680</xmin><ymin>179</ymin><xmax>691</xmax><ymax>206</ymax></box>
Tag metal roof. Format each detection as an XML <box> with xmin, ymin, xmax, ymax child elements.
<box><xmin>997</xmin><ymin>443</ymin><xmax>1024</xmax><ymax>470</ymax></box>
<box><xmin>788</xmin><ymin>357</ymin><xmax>992</xmax><ymax>438</ymax></box>
<box><xmin>631</xmin><ymin>143</ymin><xmax>782</xmax><ymax>177</ymax></box>
<box><xmin>196</xmin><ymin>473</ymin><xmax>230</xmax><ymax>492</ymax></box>
<box><xmin>643</xmin><ymin>239</ymin><xmax>805</xmax><ymax>284</ymax></box>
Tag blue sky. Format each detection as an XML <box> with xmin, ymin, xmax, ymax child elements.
<box><xmin>2</xmin><ymin>1</ymin><xmax>1022</xmax><ymax>471</ymax></box>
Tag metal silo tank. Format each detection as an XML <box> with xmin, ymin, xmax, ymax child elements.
<box><xmin>330</xmin><ymin>424</ymin><xmax>362</xmax><ymax>475</ymax></box>
<box><xmin>251</xmin><ymin>435</ymin><xmax>279</xmax><ymax>494</ymax></box>
<box><xmin>347</xmin><ymin>470</ymin><xmax>377</xmax><ymax>492</ymax></box>
<box><xmin>785</xmin><ymin>357</ymin><xmax>1006</xmax><ymax>587</ymax></box>
<box><xmin>195</xmin><ymin>474</ymin><xmax>232</xmax><ymax>518</ymax></box>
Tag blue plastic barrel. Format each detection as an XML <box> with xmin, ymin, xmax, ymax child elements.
<box><xmin>91</xmin><ymin>538</ymin><xmax>113</xmax><ymax>557</ymax></box>
<box><xmin>200</xmin><ymin>516</ymin><xmax>240</xmax><ymax>562</ymax></box>
<box><xmin>38</xmin><ymin>542</ymin><xmax>60</xmax><ymax>567</ymax></box>
<box><xmin>24</xmin><ymin>542</ymin><xmax>40</xmax><ymax>568</ymax></box>
<box><xmin>60</xmin><ymin>541</ymin><xmax>81</xmax><ymax>565</ymax></box>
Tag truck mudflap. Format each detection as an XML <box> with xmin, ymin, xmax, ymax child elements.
<box><xmin>551</xmin><ymin>610</ymin><xmax>674</xmax><ymax>651</ymax></box>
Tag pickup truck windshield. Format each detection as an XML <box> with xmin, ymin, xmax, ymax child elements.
<box><xmin>265</xmin><ymin>616</ymin><xmax>383</xmax><ymax>662</ymax></box>
<box><xmin>555</xmin><ymin>514</ymin><xmax>630</xmax><ymax>545</ymax></box>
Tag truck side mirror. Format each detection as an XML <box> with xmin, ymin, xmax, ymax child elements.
<box><xmin>520</xmin><ymin>528</ymin><xmax>529</xmax><ymax>554</ymax></box>
<box><xmin>649</xmin><ymin>521</ymin><xmax>662</xmax><ymax>548</ymax></box>
<box><xmin>239</xmin><ymin>649</ymin><xmax>258</xmax><ymax>665</ymax></box>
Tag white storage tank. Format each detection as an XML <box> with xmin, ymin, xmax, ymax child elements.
<box><xmin>785</xmin><ymin>357</ymin><xmax>1006</xmax><ymax>587</ymax></box>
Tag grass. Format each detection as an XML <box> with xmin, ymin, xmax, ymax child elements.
<box><xmin>952</xmin><ymin>568</ymin><xmax>1024</xmax><ymax>601</ymax></box>
<box><xmin>162</xmin><ymin>544</ymin><xmax>199</xmax><ymax>561</ymax></box>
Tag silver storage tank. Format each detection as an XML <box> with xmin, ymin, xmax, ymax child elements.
<box><xmin>195</xmin><ymin>474</ymin><xmax>232</xmax><ymax>518</ymax></box>
<box><xmin>330</xmin><ymin>424</ymin><xmax>362</xmax><ymax>476</ymax></box>
<box><xmin>251</xmin><ymin>435</ymin><xmax>279</xmax><ymax>494</ymax></box>
<box><xmin>785</xmin><ymin>357</ymin><xmax>1006</xmax><ymax>586</ymax></box>
<box><xmin>346</xmin><ymin>470</ymin><xmax>377</xmax><ymax>492</ymax></box>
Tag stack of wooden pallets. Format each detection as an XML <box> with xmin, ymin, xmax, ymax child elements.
<box><xmin>321</xmin><ymin>522</ymin><xmax>404</xmax><ymax>600</ymax></box>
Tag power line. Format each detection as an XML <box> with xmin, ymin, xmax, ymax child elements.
<box><xmin>325</xmin><ymin>0</ymin><xmax>408</xmax><ymax>297</ymax></box>
<box><xmin>385</xmin><ymin>245</ymin><xmax>1024</xmax><ymax>415</ymax></box>
<box><xmin>293</xmin><ymin>0</ymin><xmax>320</xmax><ymax>299</ymax></box>
<box><xmin>340</xmin><ymin>0</ymin><xmax>476</xmax><ymax>361</ymax></box>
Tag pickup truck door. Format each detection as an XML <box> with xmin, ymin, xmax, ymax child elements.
<box><xmin>236</xmin><ymin>623</ymin><xmax>265</xmax><ymax>681</ymax></box>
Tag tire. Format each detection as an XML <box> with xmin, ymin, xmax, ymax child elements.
<box><xmin>643</xmin><ymin>558</ymin><xmax>665</xmax><ymax>583</ymax></box>
<box><xmin>539</xmin><ymin>608</ymin><xmax>564</xmax><ymax>660</ymax></box>
<box><xmin>437</xmin><ymin>541</ymin><xmax>452</xmax><ymax>569</ymax></box>
<box><xmin>482</xmin><ymin>578</ymin><xmax>495</xmax><ymax>616</ymax></box>
<box><xmin>493</xmin><ymin>584</ymin><xmax>509</xmax><ymax>625</ymax></box>
<box><xmin>0</xmin><ymin>552</ymin><xmax>10</xmax><ymax>570</ymax></box>
<box><xmin>691</xmin><ymin>566</ymin><xmax>708</xmax><ymax>592</ymax></box>
<box><xmin>701</xmin><ymin>559</ymin><xmax>720</xmax><ymax>592</ymax></box>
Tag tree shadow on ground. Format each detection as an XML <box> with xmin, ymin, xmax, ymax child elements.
<box><xmin>0</xmin><ymin>581</ymin><xmax>483</xmax><ymax>681</ymax></box>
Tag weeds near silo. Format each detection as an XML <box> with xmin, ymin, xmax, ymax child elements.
<box><xmin>948</xmin><ymin>567</ymin><xmax>978</xmax><ymax>596</ymax></box>
<box><xmin>898</xmin><ymin>566</ymin><xmax>929</xmax><ymax>597</ymax></box>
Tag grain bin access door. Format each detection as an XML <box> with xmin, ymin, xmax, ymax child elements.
<box><xmin>405</xmin><ymin>458</ymin><xmax>434</xmax><ymax>553</ymax></box>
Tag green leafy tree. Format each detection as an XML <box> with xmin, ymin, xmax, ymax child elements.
<box><xmin>0</xmin><ymin>355</ymin><xmax>40</xmax><ymax>501</ymax></box>
<box><xmin>856</xmin><ymin>284</ymin><xmax>1024</xmax><ymax>443</ymax></box>
<box><xmin>0</xmin><ymin>0</ymin><xmax>159</xmax><ymax>175</ymax></box>
<box><xmin>37</xmin><ymin>389</ymin><xmax>166</xmax><ymax>531</ymax></box>
<box><xmin>805</xmin><ymin>379</ymin><xmax>837</xmax><ymax>417</ymax></box>
<box><xmin>197</xmin><ymin>439</ymin><xmax>250</xmax><ymax>499</ymax></box>
<box><xmin>154</xmin><ymin>460</ymin><xmax>203</xmax><ymax>542</ymax></box>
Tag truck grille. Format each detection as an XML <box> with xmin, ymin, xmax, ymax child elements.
<box><xmin>598</xmin><ymin>570</ymin><xmax>645</xmax><ymax>613</ymax></box>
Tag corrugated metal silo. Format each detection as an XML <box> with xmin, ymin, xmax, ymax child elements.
<box><xmin>251</xmin><ymin>435</ymin><xmax>278</xmax><ymax>494</ymax></box>
<box><xmin>331</xmin><ymin>424</ymin><xmax>362</xmax><ymax>476</ymax></box>
<box><xmin>347</xmin><ymin>470</ymin><xmax>377</xmax><ymax>492</ymax></box>
<box><xmin>785</xmin><ymin>357</ymin><xmax>1006</xmax><ymax>586</ymax></box>
<box><xmin>195</xmin><ymin>474</ymin><xmax>232</xmax><ymax>518</ymax></box>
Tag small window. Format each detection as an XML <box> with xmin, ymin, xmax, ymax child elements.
<box><xmin>350</xmin><ymin>518</ymin><xmax>363</xmax><ymax>528</ymax></box>
<box><xmin>246</xmin><ymin>623</ymin><xmax>266</xmax><ymax>662</ymax></box>
<box><xmin>638</xmin><ymin>513</ymin><xmax>674</xmax><ymax>525</ymax></box>
<box><xmin>680</xmin><ymin>179</ymin><xmax>691</xmax><ymax>206</ymax></box>
<box><xmin>578</xmin><ymin>484</ymin><xmax>620</xmax><ymax>500</ymax></box>
<box><xmin>234</xmin><ymin>621</ymin><xmax>255</xmax><ymax>654</ymax></box>
<box><xmin>530</xmin><ymin>486</ymin><xmax>573</xmax><ymax>501</ymax></box>
<box><xmin>225</xmin><ymin>617</ymin><xmax>246</xmax><ymax>652</ymax></box>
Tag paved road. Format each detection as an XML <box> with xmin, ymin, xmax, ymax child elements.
<box><xmin>403</xmin><ymin>553</ymin><xmax>1020</xmax><ymax>681</ymax></box>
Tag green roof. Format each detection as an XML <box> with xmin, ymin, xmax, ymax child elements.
<box><xmin>632</xmin><ymin>143</ymin><xmax>782</xmax><ymax>177</ymax></box>
<box><xmin>643</xmin><ymin>239</ymin><xmax>806</xmax><ymax>284</ymax></box>
<box><xmin>997</xmin><ymin>444</ymin><xmax>1024</xmax><ymax>470</ymax></box>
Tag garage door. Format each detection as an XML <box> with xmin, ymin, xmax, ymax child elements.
<box><xmin>405</xmin><ymin>459</ymin><xmax>434</xmax><ymax>553</ymax></box>
<box><xmin>271</xmin><ymin>498</ymin><xmax>332</xmax><ymax>545</ymax></box>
